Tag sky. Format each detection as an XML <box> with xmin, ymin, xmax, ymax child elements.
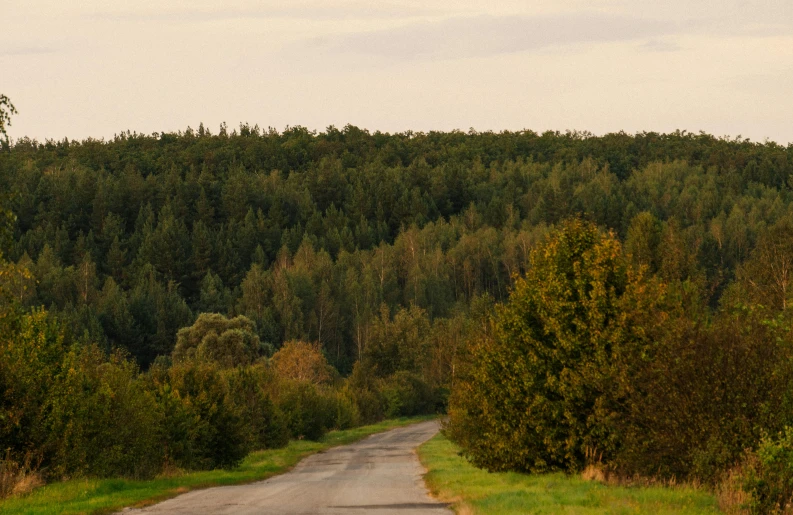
<box><xmin>2</xmin><ymin>0</ymin><xmax>793</xmax><ymax>144</ymax></box>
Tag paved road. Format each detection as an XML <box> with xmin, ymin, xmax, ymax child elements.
<box><xmin>125</xmin><ymin>420</ymin><xmax>450</xmax><ymax>515</ymax></box>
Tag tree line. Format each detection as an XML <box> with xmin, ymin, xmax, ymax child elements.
<box><xmin>2</xmin><ymin>127</ymin><xmax>792</xmax><ymax>372</ymax></box>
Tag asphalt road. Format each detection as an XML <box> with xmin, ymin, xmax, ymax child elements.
<box><xmin>125</xmin><ymin>420</ymin><xmax>450</xmax><ymax>515</ymax></box>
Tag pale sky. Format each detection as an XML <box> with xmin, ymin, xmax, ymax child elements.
<box><xmin>3</xmin><ymin>0</ymin><xmax>793</xmax><ymax>143</ymax></box>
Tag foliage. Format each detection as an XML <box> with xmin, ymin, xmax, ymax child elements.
<box><xmin>2</xmin><ymin>128</ymin><xmax>791</xmax><ymax>373</ymax></box>
<box><xmin>378</xmin><ymin>370</ymin><xmax>436</xmax><ymax>418</ymax></box>
<box><xmin>172</xmin><ymin>313</ymin><xmax>261</xmax><ymax>367</ymax></box>
<box><xmin>3</xmin><ymin>125</ymin><xmax>793</xmax><ymax>493</ymax></box>
<box><xmin>224</xmin><ymin>366</ymin><xmax>289</xmax><ymax>450</ymax></box>
<box><xmin>0</xmin><ymin>94</ymin><xmax>16</xmax><ymax>150</ymax></box>
<box><xmin>270</xmin><ymin>340</ymin><xmax>334</xmax><ymax>384</ymax></box>
<box><xmin>448</xmin><ymin>218</ymin><xmax>793</xmax><ymax>484</ymax></box>
<box><xmin>736</xmin><ymin>217</ymin><xmax>793</xmax><ymax>312</ymax></box>
<box><xmin>275</xmin><ymin>380</ymin><xmax>341</xmax><ymax>441</ymax></box>
<box><xmin>614</xmin><ymin>307</ymin><xmax>793</xmax><ymax>482</ymax></box>
<box><xmin>364</xmin><ymin>304</ymin><xmax>431</xmax><ymax>378</ymax></box>
<box><xmin>741</xmin><ymin>428</ymin><xmax>793</xmax><ymax>514</ymax></box>
<box><xmin>343</xmin><ymin>362</ymin><xmax>385</xmax><ymax>424</ymax></box>
<box><xmin>45</xmin><ymin>345</ymin><xmax>163</xmax><ymax>479</ymax></box>
<box><xmin>447</xmin><ymin>219</ymin><xmax>670</xmax><ymax>473</ymax></box>
<box><xmin>0</xmin><ymin>310</ymin><xmax>63</xmax><ymax>464</ymax></box>
<box><xmin>164</xmin><ymin>360</ymin><xmax>249</xmax><ymax>470</ymax></box>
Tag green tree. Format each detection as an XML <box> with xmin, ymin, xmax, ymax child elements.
<box><xmin>224</xmin><ymin>366</ymin><xmax>288</xmax><ymax>450</ymax></box>
<box><xmin>447</xmin><ymin>219</ymin><xmax>669</xmax><ymax>473</ymax></box>
<box><xmin>173</xmin><ymin>313</ymin><xmax>262</xmax><ymax>367</ymax></box>
<box><xmin>0</xmin><ymin>309</ymin><xmax>64</xmax><ymax>463</ymax></box>
<box><xmin>45</xmin><ymin>345</ymin><xmax>163</xmax><ymax>478</ymax></box>
<box><xmin>198</xmin><ymin>271</ymin><xmax>230</xmax><ymax>314</ymax></box>
<box><xmin>97</xmin><ymin>277</ymin><xmax>138</xmax><ymax>353</ymax></box>
<box><xmin>624</xmin><ymin>211</ymin><xmax>662</xmax><ymax>272</ymax></box>
<box><xmin>737</xmin><ymin>217</ymin><xmax>793</xmax><ymax>312</ymax></box>
<box><xmin>364</xmin><ymin>304</ymin><xmax>430</xmax><ymax>378</ymax></box>
<box><xmin>0</xmin><ymin>94</ymin><xmax>16</xmax><ymax>150</ymax></box>
<box><xmin>165</xmin><ymin>360</ymin><xmax>249</xmax><ymax>469</ymax></box>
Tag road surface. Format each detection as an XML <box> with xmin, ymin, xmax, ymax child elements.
<box><xmin>125</xmin><ymin>420</ymin><xmax>450</xmax><ymax>514</ymax></box>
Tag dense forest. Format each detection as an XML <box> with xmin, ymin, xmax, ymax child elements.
<box><xmin>2</xmin><ymin>123</ymin><xmax>793</xmax><ymax>509</ymax></box>
<box><xmin>2</xmin><ymin>126</ymin><xmax>791</xmax><ymax>369</ymax></box>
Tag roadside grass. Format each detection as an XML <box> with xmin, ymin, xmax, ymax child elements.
<box><xmin>418</xmin><ymin>434</ymin><xmax>722</xmax><ymax>514</ymax></box>
<box><xmin>0</xmin><ymin>416</ymin><xmax>435</xmax><ymax>515</ymax></box>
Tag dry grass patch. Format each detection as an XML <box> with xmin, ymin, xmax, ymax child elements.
<box><xmin>716</xmin><ymin>466</ymin><xmax>750</xmax><ymax>514</ymax></box>
<box><xmin>581</xmin><ymin>465</ymin><xmax>606</xmax><ymax>484</ymax></box>
<box><xmin>1</xmin><ymin>455</ymin><xmax>43</xmax><ymax>499</ymax></box>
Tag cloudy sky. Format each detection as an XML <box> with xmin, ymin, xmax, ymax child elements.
<box><xmin>2</xmin><ymin>0</ymin><xmax>793</xmax><ymax>143</ymax></box>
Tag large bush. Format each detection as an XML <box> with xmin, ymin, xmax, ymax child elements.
<box><xmin>45</xmin><ymin>345</ymin><xmax>163</xmax><ymax>479</ymax></box>
<box><xmin>224</xmin><ymin>366</ymin><xmax>289</xmax><ymax>450</ymax></box>
<box><xmin>165</xmin><ymin>360</ymin><xmax>249</xmax><ymax>470</ymax></box>
<box><xmin>378</xmin><ymin>371</ymin><xmax>436</xmax><ymax>418</ymax></box>
<box><xmin>275</xmin><ymin>380</ymin><xmax>338</xmax><ymax>441</ymax></box>
<box><xmin>447</xmin><ymin>219</ymin><xmax>670</xmax><ymax>473</ymax></box>
<box><xmin>0</xmin><ymin>309</ymin><xmax>63</xmax><ymax>465</ymax></box>
<box><xmin>614</xmin><ymin>307</ymin><xmax>793</xmax><ymax>482</ymax></box>
<box><xmin>344</xmin><ymin>362</ymin><xmax>385</xmax><ymax>424</ymax></box>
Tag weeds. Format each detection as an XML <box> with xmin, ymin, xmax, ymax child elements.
<box><xmin>0</xmin><ymin>452</ymin><xmax>43</xmax><ymax>499</ymax></box>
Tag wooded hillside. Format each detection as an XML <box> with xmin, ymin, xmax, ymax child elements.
<box><xmin>2</xmin><ymin>127</ymin><xmax>791</xmax><ymax>371</ymax></box>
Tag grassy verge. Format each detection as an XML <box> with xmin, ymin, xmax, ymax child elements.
<box><xmin>0</xmin><ymin>416</ymin><xmax>434</xmax><ymax>515</ymax></box>
<box><xmin>418</xmin><ymin>433</ymin><xmax>722</xmax><ymax>514</ymax></box>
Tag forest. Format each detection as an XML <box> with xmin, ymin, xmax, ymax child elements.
<box><xmin>2</xmin><ymin>123</ymin><xmax>793</xmax><ymax>510</ymax></box>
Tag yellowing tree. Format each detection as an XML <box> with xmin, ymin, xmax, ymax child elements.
<box><xmin>270</xmin><ymin>340</ymin><xmax>333</xmax><ymax>385</ymax></box>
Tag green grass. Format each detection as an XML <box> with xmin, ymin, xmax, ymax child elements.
<box><xmin>0</xmin><ymin>416</ymin><xmax>434</xmax><ymax>515</ymax></box>
<box><xmin>418</xmin><ymin>433</ymin><xmax>722</xmax><ymax>514</ymax></box>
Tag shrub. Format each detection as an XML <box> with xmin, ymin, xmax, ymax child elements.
<box><xmin>224</xmin><ymin>366</ymin><xmax>288</xmax><ymax>450</ymax></box>
<box><xmin>344</xmin><ymin>361</ymin><xmax>385</xmax><ymax>424</ymax></box>
<box><xmin>378</xmin><ymin>371</ymin><xmax>435</xmax><ymax>418</ymax></box>
<box><xmin>446</xmin><ymin>219</ymin><xmax>670</xmax><ymax>473</ymax></box>
<box><xmin>0</xmin><ymin>309</ymin><xmax>64</xmax><ymax>465</ymax></box>
<box><xmin>166</xmin><ymin>360</ymin><xmax>249</xmax><ymax>469</ymax></box>
<box><xmin>153</xmin><ymin>381</ymin><xmax>204</xmax><ymax>471</ymax></box>
<box><xmin>276</xmin><ymin>380</ymin><xmax>337</xmax><ymax>441</ymax></box>
<box><xmin>614</xmin><ymin>308</ymin><xmax>793</xmax><ymax>482</ymax></box>
<box><xmin>45</xmin><ymin>345</ymin><xmax>163</xmax><ymax>479</ymax></box>
<box><xmin>331</xmin><ymin>388</ymin><xmax>361</xmax><ymax>430</ymax></box>
<box><xmin>742</xmin><ymin>428</ymin><xmax>793</xmax><ymax>514</ymax></box>
<box><xmin>344</xmin><ymin>384</ymin><xmax>383</xmax><ymax>425</ymax></box>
